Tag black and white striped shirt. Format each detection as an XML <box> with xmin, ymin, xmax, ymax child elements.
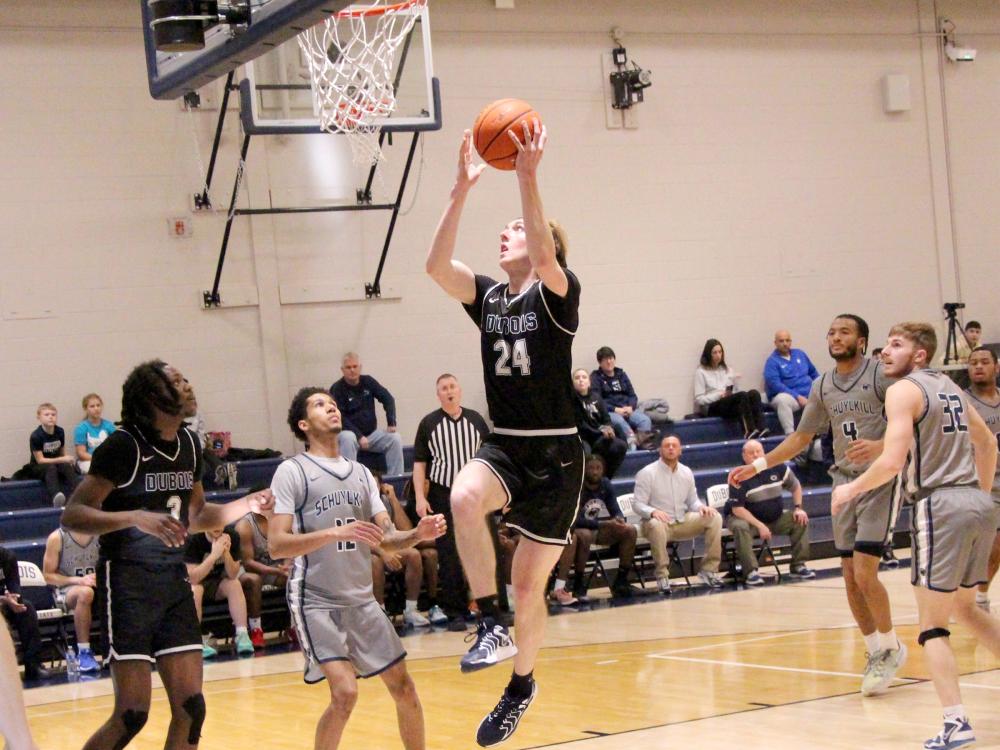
<box><xmin>413</xmin><ymin>408</ymin><xmax>490</xmax><ymax>489</ymax></box>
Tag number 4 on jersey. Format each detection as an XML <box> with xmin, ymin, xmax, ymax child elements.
<box><xmin>842</xmin><ymin>421</ymin><xmax>858</xmax><ymax>442</ymax></box>
<box><xmin>494</xmin><ymin>338</ymin><xmax>531</xmax><ymax>376</ymax></box>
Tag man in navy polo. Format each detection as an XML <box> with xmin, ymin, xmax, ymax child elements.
<box><xmin>764</xmin><ymin>330</ymin><xmax>819</xmax><ymax>435</ymax></box>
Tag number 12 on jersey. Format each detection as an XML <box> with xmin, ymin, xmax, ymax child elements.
<box><xmin>334</xmin><ymin>518</ymin><xmax>357</xmax><ymax>551</ymax></box>
<box><xmin>494</xmin><ymin>338</ymin><xmax>531</xmax><ymax>376</ymax></box>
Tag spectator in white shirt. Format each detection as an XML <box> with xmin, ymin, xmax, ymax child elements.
<box><xmin>633</xmin><ymin>435</ymin><xmax>723</xmax><ymax>592</ymax></box>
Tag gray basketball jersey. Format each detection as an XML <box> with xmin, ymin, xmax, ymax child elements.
<box><xmin>904</xmin><ymin>369</ymin><xmax>979</xmax><ymax>496</ymax></box>
<box><xmin>271</xmin><ymin>453</ymin><xmax>386</xmax><ymax>608</ymax></box>
<box><xmin>242</xmin><ymin>512</ymin><xmax>277</xmax><ymax>567</ymax></box>
<box><xmin>57</xmin><ymin>529</ymin><xmax>98</xmax><ymax>578</ymax></box>
<box><xmin>965</xmin><ymin>388</ymin><xmax>1000</xmax><ymax>501</ymax></box>
<box><xmin>798</xmin><ymin>359</ymin><xmax>890</xmax><ymax>475</ymax></box>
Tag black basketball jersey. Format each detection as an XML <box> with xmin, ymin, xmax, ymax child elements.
<box><xmin>463</xmin><ymin>270</ymin><xmax>580</xmax><ymax>434</ymax></box>
<box><xmin>89</xmin><ymin>423</ymin><xmax>203</xmax><ymax>565</ymax></box>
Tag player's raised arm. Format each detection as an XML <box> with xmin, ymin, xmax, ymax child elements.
<box><xmin>966</xmin><ymin>404</ymin><xmax>999</xmax><ymax>494</ymax></box>
<box><xmin>426</xmin><ymin>130</ymin><xmax>481</xmax><ymax>304</ymax></box>
<box><xmin>729</xmin><ymin>431</ymin><xmax>812</xmax><ymax>486</ymax></box>
<box><xmin>188</xmin><ymin>486</ymin><xmax>274</xmax><ymax>533</ymax></box>
<box><xmin>268</xmin><ymin>512</ymin><xmax>384</xmax><ymax>559</ymax></box>
<box><xmin>511</xmin><ymin>119</ymin><xmax>567</xmax><ymax>297</ymax></box>
<box><xmin>373</xmin><ymin>510</ymin><xmax>447</xmax><ymax>552</ymax></box>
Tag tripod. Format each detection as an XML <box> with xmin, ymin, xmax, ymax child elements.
<box><xmin>942</xmin><ymin>307</ymin><xmax>970</xmax><ymax>365</ymax></box>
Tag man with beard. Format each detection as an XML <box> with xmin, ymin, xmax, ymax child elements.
<box><xmin>730</xmin><ymin>314</ymin><xmax>906</xmax><ymax>696</ymax></box>
<box><xmin>965</xmin><ymin>347</ymin><xmax>1000</xmax><ymax>612</ymax></box>
<box><xmin>832</xmin><ymin>323</ymin><xmax>1000</xmax><ymax>750</ymax></box>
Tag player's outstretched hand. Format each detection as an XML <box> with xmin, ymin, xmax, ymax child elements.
<box><xmin>728</xmin><ymin>464</ymin><xmax>756</xmax><ymax>488</ymax></box>
<box><xmin>247</xmin><ymin>488</ymin><xmax>275</xmax><ymax>516</ymax></box>
<box><xmin>134</xmin><ymin>510</ymin><xmax>187</xmax><ymax>548</ymax></box>
<box><xmin>455</xmin><ymin>130</ymin><xmax>486</xmax><ymax>194</ymax></box>
<box><xmin>415</xmin><ymin>513</ymin><xmax>447</xmax><ymax>542</ymax></box>
<box><xmin>332</xmin><ymin>520</ymin><xmax>384</xmax><ymax>548</ymax></box>
<box><xmin>511</xmin><ymin>118</ymin><xmax>546</xmax><ymax>178</ymax></box>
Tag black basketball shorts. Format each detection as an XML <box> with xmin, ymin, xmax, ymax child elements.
<box><xmin>472</xmin><ymin>433</ymin><xmax>585</xmax><ymax>545</ymax></box>
<box><xmin>97</xmin><ymin>559</ymin><xmax>202</xmax><ymax>663</ymax></box>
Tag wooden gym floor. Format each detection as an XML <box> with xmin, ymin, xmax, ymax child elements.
<box><xmin>23</xmin><ymin>560</ymin><xmax>1000</xmax><ymax>749</ymax></box>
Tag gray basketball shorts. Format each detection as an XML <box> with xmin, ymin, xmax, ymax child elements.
<box><xmin>293</xmin><ymin>599</ymin><xmax>406</xmax><ymax>684</ymax></box>
<box><xmin>831</xmin><ymin>470</ymin><xmax>902</xmax><ymax>556</ymax></box>
<box><xmin>911</xmin><ymin>487</ymin><xmax>995</xmax><ymax>592</ymax></box>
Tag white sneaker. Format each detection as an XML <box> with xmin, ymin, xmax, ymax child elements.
<box><xmin>657</xmin><ymin>577</ymin><xmax>672</xmax><ymax>594</ymax></box>
<box><xmin>427</xmin><ymin>605</ymin><xmax>449</xmax><ymax>625</ymax></box>
<box><xmin>862</xmin><ymin>642</ymin><xmax>908</xmax><ymax>696</ymax></box>
<box><xmin>404</xmin><ymin>609</ymin><xmax>430</xmax><ymax>627</ymax></box>
<box><xmin>744</xmin><ymin>571</ymin><xmax>764</xmax><ymax>586</ymax></box>
<box><xmin>52</xmin><ymin>492</ymin><xmax>66</xmax><ymax>508</ymax></box>
<box><xmin>698</xmin><ymin>570</ymin><xmax>724</xmax><ymax>588</ymax></box>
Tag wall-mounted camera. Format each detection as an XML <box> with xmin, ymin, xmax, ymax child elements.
<box><xmin>609</xmin><ymin>46</ymin><xmax>652</xmax><ymax>110</ymax></box>
<box><xmin>940</xmin><ymin>18</ymin><xmax>977</xmax><ymax>63</ymax></box>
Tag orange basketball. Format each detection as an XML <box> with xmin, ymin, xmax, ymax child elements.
<box><xmin>473</xmin><ymin>99</ymin><xmax>542</xmax><ymax>171</ymax></box>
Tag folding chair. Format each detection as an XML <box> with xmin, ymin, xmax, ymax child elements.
<box><xmin>617</xmin><ymin>493</ymin><xmax>691</xmax><ymax>588</ymax></box>
<box><xmin>15</xmin><ymin>561</ymin><xmax>70</xmax><ymax>666</ymax></box>
<box><xmin>706</xmin><ymin>484</ymin><xmax>781</xmax><ymax>584</ymax></box>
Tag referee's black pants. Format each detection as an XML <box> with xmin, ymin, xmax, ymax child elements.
<box><xmin>427</xmin><ymin>482</ymin><xmax>468</xmax><ymax>618</ymax></box>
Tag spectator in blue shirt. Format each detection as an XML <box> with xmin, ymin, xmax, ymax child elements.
<box><xmin>73</xmin><ymin>393</ymin><xmax>116</xmax><ymax>474</ymax></box>
<box><xmin>590</xmin><ymin>346</ymin><xmax>653</xmax><ymax>450</ymax></box>
<box><xmin>764</xmin><ymin>330</ymin><xmax>819</xmax><ymax>435</ymax></box>
<box><xmin>330</xmin><ymin>352</ymin><xmax>404</xmax><ymax>475</ymax></box>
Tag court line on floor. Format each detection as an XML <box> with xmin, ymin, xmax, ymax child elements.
<box><xmin>647</xmin><ymin>653</ymin><xmax>923</xmax><ymax>683</ymax></box>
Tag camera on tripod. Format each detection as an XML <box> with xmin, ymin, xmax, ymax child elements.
<box><xmin>943</xmin><ymin>302</ymin><xmax>966</xmax><ymax>314</ymax></box>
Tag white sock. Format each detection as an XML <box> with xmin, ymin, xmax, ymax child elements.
<box><xmin>249</xmin><ymin>617</ymin><xmax>262</xmax><ymax>630</ymax></box>
<box><xmin>976</xmin><ymin>591</ymin><xmax>989</xmax><ymax>603</ymax></box>
<box><xmin>943</xmin><ymin>704</ymin><xmax>966</xmax><ymax>722</ymax></box>
<box><xmin>77</xmin><ymin>642</ymin><xmax>90</xmax><ymax>653</ymax></box>
<box><xmin>202</xmin><ymin>634</ymin><xmax>212</xmax><ymax>645</ymax></box>
<box><xmin>235</xmin><ymin>626</ymin><xmax>248</xmax><ymax>637</ymax></box>
<box><xmin>877</xmin><ymin>628</ymin><xmax>899</xmax><ymax>652</ymax></box>
<box><xmin>506</xmin><ymin>584</ymin><xmax>515</xmax><ymax>601</ymax></box>
<box><xmin>862</xmin><ymin>631</ymin><xmax>880</xmax><ymax>653</ymax></box>
<box><xmin>554</xmin><ymin>579</ymin><xmax>566</xmax><ymax>591</ymax></box>
<box><xmin>405</xmin><ymin>599</ymin><xmax>418</xmax><ymax>612</ymax></box>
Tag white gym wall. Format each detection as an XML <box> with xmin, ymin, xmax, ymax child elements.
<box><xmin>0</xmin><ymin>0</ymin><xmax>997</xmax><ymax>473</ymax></box>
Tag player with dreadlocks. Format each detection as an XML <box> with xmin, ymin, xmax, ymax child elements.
<box><xmin>63</xmin><ymin>360</ymin><xmax>273</xmax><ymax>750</ymax></box>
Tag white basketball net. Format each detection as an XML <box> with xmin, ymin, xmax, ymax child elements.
<box><xmin>298</xmin><ymin>0</ymin><xmax>425</xmax><ymax>167</ymax></box>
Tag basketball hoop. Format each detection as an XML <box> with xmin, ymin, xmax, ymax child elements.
<box><xmin>298</xmin><ymin>0</ymin><xmax>426</xmax><ymax>167</ymax></box>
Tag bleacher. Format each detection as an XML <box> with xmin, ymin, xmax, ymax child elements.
<box><xmin>0</xmin><ymin>412</ymin><xmax>910</xmax><ymax>573</ymax></box>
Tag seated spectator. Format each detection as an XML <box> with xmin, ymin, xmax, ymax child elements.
<box><xmin>572</xmin><ymin>368</ymin><xmax>627</xmax><ymax>477</ymax></box>
<box><xmin>184</xmin><ymin>528</ymin><xmax>254</xmax><ymax>658</ymax></box>
<box><xmin>41</xmin><ymin>527</ymin><xmax>100</xmax><ymax>673</ymax></box>
<box><xmin>694</xmin><ymin>339</ymin><xmax>767</xmax><ymax>438</ymax></box>
<box><xmin>764</xmin><ymin>330</ymin><xmax>818</xmax><ymax>436</ymax></box>
<box><xmin>370</xmin><ymin>471</ymin><xmax>444</xmax><ymax>627</ymax></box>
<box><xmin>726</xmin><ymin>440</ymin><xmax>814</xmax><ymax>585</ymax></box>
<box><xmin>0</xmin><ymin>544</ymin><xmax>49</xmax><ymax>681</ymax></box>
<box><xmin>331</xmin><ymin>352</ymin><xmax>404</xmax><ymax>475</ymax></box>
<box><xmin>591</xmin><ymin>346</ymin><xmax>654</xmax><ymax>450</ymax></box>
<box><xmin>73</xmin><ymin>393</ymin><xmax>116</xmax><ymax>475</ymax></box>
<box><xmin>27</xmin><ymin>403</ymin><xmax>80</xmax><ymax>507</ymax></box>
<box><xmin>550</xmin><ymin>455</ymin><xmax>639</xmax><ymax>604</ymax></box>
<box><xmin>633</xmin><ymin>436</ymin><xmax>723</xmax><ymax>592</ymax></box>
<box><xmin>871</xmin><ymin>346</ymin><xmax>883</xmax><ymax>361</ymax></box>
<box><xmin>234</xmin><ymin>489</ymin><xmax>282</xmax><ymax>649</ymax></box>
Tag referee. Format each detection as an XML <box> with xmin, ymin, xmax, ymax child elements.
<box><xmin>413</xmin><ymin>374</ymin><xmax>489</xmax><ymax>630</ymax></box>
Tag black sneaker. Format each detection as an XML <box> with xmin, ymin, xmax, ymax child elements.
<box><xmin>476</xmin><ymin>681</ymin><xmax>537</xmax><ymax>747</ymax></box>
<box><xmin>460</xmin><ymin>618</ymin><xmax>517</xmax><ymax>673</ymax></box>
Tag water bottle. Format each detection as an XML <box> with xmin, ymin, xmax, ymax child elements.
<box><xmin>66</xmin><ymin>649</ymin><xmax>80</xmax><ymax>681</ymax></box>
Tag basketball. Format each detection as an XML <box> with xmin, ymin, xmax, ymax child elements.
<box><xmin>472</xmin><ymin>99</ymin><xmax>542</xmax><ymax>171</ymax></box>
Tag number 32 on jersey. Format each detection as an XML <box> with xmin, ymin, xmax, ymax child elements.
<box><xmin>494</xmin><ymin>338</ymin><xmax>531</xmax><ymax>376</ymax></box>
